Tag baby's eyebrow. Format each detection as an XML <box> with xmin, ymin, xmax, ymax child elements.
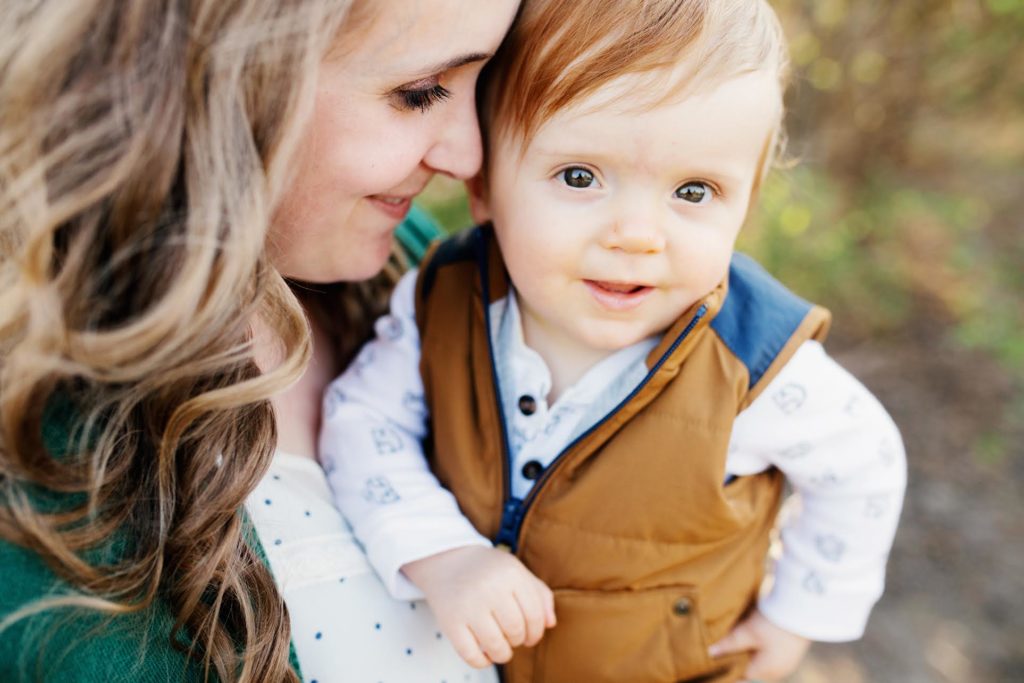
<box><xmin>685</xmin><ymin>169</ymin><xmax>745</xmax><ymax>188</ymax></box>
<box><xmin>530</xmin><ymin>147</ymin><xmax>596</xmax><ymax>159</ymax></box>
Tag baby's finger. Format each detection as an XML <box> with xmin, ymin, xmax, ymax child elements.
<box><xmin>471</xmin><ymin>614</ymin><xmax>514</xmax><ymax>664</ymax></box>
<box><xmin>708</xmin><ymin>622</ymin><xmax>759</xmax><ymax>658</ymax></box>
<box><xmin>491</xmin><ymin>594</ymin><xmax>528</xmax><ymax>647</ymax></box>
<box><xmin>743</xmin><ymin>647</ymin><xmax>800</xmax><ymax>682</ymax></box>
<box><xmin>448</xmin><ymin>624</ymin><xmax>492</xmax><ymax>670</ymax></box>
<box><xmin>512</xmin><ymin>585</ymin><xmax>546</xmax><ymax>646</ymax></box>
<box><xmin>535</xmin><ymin>576</ymin><xmax>557</xmax><ymax>628</ymax></box>
<box><xmin>743</xmin><ymin>650</ymin><xmax>775</xmax><ymax>681</ymax></box>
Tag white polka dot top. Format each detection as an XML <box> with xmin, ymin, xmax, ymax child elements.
<box><xmin>246</xmin><ymin>452</ymin><xmax>498</xmax><ymax>683</ymax></box>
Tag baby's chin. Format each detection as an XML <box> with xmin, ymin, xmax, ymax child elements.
<box><xmin>577</xmin><ymin>324</ymin><xmax>666</xmax><ymax>355</ymax></box>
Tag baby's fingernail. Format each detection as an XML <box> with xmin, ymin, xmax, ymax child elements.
<box><xmin>708</xmin><ymin>644</ymin><xmax>721</xmax><ymax>657</ymax></box>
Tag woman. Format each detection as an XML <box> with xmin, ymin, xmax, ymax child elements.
<box><xmin>0</xmin><ymin>0</ymin><xmax>519</xmax><ymax>681</ymax></box>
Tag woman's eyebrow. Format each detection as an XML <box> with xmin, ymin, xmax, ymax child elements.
<box><xmin>418</xmin><ymin>52</ymin><xmax>492</xmax><ymax>75</ymax></box>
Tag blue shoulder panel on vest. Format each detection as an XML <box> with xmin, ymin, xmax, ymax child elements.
<box><xmin>710</xmin><ymin>253</ymin><xmax>813</xmax><ymax>389</ymax></box>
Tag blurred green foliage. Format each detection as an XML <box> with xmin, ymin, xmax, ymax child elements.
<box><xmin>760</xmin><ymin>1</ymin><xmax>1024</xmax><ymax>443</ymax></box>
<box><xmin>417</xmin><ymin>0</ymin><xmax>1024</xmax><ymax>458</ymax></box>
<box><xmin>417</xmin><ymin>177</ymin><xmax>473</xmax><ymax>236</ymax></box>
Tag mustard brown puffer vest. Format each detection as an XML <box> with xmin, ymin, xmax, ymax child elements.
<box><xmin>415</xmin><ymin>226</ymin><xmax>830</xmax><ymax>683</ymax></box>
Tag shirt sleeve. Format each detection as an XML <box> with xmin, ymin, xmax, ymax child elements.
<box><xmin>319</xmin><ymin>268</ymin><xmax>492</xmax><ymax>601</ymax></box>
<box><xmin>726</xmin><ymin>340</ymin><xmax>907</xmax><ymax>642</ymax></box>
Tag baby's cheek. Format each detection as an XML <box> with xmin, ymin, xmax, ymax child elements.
<box><xmin>697</xmin><ymin>248</ymin><xmax>734</xmax><ymax>288</ymax></box>
<box><xmin>506</xmin><ymin>247</ymin><xmax>555</xmax><ymax>289</ymax></box>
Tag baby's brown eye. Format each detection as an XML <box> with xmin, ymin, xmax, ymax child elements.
<box><xmin>562</xmin><ymin>167</ymin><xmax>595</xmax><ymax>189</ymax></box>
<box><xmin>675</xmin><ymin>181</ymin><xmax>713</xmax><ymax>204</ymax></box>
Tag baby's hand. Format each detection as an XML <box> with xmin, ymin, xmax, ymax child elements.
<box><xmin>402</xmin><ymin>545</ymin><xmax>557</xmax><ymax>668</ymax></box>
<box><xmin>708</xmin><ymin>609</ymin><xmax>811</xmax><ymax>682</ymax></box>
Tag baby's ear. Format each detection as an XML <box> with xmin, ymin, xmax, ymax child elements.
<box><xmin>465</xmin><ymin>174</ymin><xmax>491</xmax><ymax>225</ymax></box>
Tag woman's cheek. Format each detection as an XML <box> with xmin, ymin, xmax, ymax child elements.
<box><xmin>352</xmin><ymin>130</ymin><xmax>428</xmax><ymax>190</ymax></box>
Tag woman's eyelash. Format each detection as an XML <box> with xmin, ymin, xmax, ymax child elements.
<box><xmin>398</xmin><ymin>84</ymin><xmax>452</xmax><ymax>112</ymax></box>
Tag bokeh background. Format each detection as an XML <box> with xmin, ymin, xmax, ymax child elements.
<box><xmin>418</xmin><ymin>1</ymin><xmax>1024</xmax><ymax>680</ymax></box>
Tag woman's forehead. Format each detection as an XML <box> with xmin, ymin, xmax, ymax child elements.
<box><xmin>333</xmin><ymin>0</ymin><xmax>518</xmax><ymax>75</ymax></box>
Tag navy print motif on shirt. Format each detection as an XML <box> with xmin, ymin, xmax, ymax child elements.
<box><xmin>878</xmin><ymin>438</ymin><xmax>899</xmax><ymax>467</ymax></box>
<box><xmin>323</xmin><ymin>386</ymin><xmax>347</xmax><ymax>420</ymax></box>
<box><xmin>865</xmin><ymin>493</ymin><xmax>890</xmax><ymax>519</ymax></box>
<box><xmin>371</xmin><ymin>426</ymin><xmax>404</xmax><ymax>455</ymax></box>
<box><xmin>815</xmin><ymin>534</ymin><xmax>846</xmax><ymax>562</ymax></box>
<box><xmin>321</xmin><ymin>457</ymin><xmax>336</xmax><ymax>476</ymax></box>
<box><xmin>843</xmin><ymin>394</ymin><xmax>865</xmax><ymax>418</ymax></box>
<box><xmin>802</xmin><ymin>571</ymin><xmax>826</xmax><ymax>595</ymax></box>
<box><xmin>402</xmin><ymin>391</ymin><xmax>428</xmax><ymax>418</ymax></box>
<box><xmin>772</xmin><ymin>383</ymin><xmax>807</xmax><ymax>415</ymax></box>
<box><xmin>378</xmin><ymin>316</ymin><xmax>404</xmax><ymax>342</ymax></box>
<box><xmin>362</xmin><ymin>476</ymin><xmax>401</xmax><ymax>504</ymax></box>
<box><xmin>510</xmin><ymin>424</ymin><xmax>534</xmax><ymax>454</ymax></box>
<box><xmin>542</xmin><ymin>410</ymin><xmax>564</xmax><ymax>437</ymax></box>
<box><xmin>778</xmin><ymin>442</ymin><xmax>813</xmax><ymax>459</ymax></box>
<box><xmin>809</xmin><ymin>469</ymin><xmax>841</xmax><ymax>488</ymax></box>
<box><xmin>354</xmin><ymin>346</ymin><xmax>376</xmax><ymax>372</ymax></box>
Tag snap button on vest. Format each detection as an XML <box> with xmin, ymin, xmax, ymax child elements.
<box><xmin>521</xmin><ymin>460</ymin><xmax>544</xmax><ymax>480</ymax></box>
<box><xmin>673</xmin><ymin>597</ymin><xmax>692</xmax><ymax>616</ymax></box>
<box><xmin>517</xmin><ymin>395</ymin><xmax>537</xmax><ymax>415</ymax></box>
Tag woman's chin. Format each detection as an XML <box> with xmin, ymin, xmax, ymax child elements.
<box><xmin>273</xmin><ymin>214</ymin><xmax>401</xmax><ymax>283</ymax></box>
<box><xmin>278</xmin><ymin>253</ymin><xmax>388</xmax><ymax>284</ymax></box>
<box><xmin>330</xmin><ymin>246</ymin><xmax>394</xmax><ymax>283</ymax></box>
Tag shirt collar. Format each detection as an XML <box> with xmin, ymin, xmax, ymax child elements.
<box><xmin>493</xmin><ymin>288</ymin><xmax>659</xmax><ymax>410</ymax></box>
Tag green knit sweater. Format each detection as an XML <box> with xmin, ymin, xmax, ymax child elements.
<box><xmin>0</xmin><ymin>209</ymin><xmax>442</xmax><ymax>682</ymax></box>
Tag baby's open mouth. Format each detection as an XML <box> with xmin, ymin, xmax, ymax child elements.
<box><xmin>588</xmin><ymin>280</ymin><xmax>648</xmax><ymax>294</ymax></box>
<box><xmin>583</xmin><ymin>280</ymin><xmax>654</xmax><ymax>311</ymax></box>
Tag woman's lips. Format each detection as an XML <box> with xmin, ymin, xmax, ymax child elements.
<box><xmin>584</xmin><ymin>279</ymin><xmax>654</xmax><ymax>311</ymax></box>
<box><xmin>367</xmin><ymin>194</ymin><xmax>413</xmax><ymax>220</ymax></box>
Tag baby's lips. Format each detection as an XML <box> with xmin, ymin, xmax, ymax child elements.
<box><xmin>586</xmin><ymin>279</ymin><xmax>648</xmax><ymax>294</ymax></box>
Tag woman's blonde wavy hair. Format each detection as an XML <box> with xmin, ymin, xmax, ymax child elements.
<box><xmin>0</xmin><ymin>1</ymin><xmax>383</xmax><ymax>680</ymax></box>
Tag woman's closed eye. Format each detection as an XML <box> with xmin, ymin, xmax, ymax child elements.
<box><xmin>394</xmin><ymin>82</ymin><xmax>452</xmax><ymax>113</ymax></box>
<box><xmin>674</xmin><ymin>180</ymin><xmax>717</xmax><ymax>205</ymax></box>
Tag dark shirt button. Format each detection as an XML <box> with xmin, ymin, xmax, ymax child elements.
<box><xmin>521</xmin><ymin>460</ymin><xmax>544</xmax><ymax>481</ymax></box>
<box><xmin>672</xmin><ymin>597</ymin><xmax>692</xmax><ymax>616</ymax></box>
<box><xmin>518</xmin><ymin>395</ymin><xmax>537</xmax><ymax>416</ymax></box>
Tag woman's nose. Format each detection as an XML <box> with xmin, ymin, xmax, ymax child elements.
<box><xmin>422</xmin><ymin>95</ymin><xmax>484</xmax><ymax>180</ymax></box>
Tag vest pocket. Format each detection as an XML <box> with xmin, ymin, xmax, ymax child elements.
<box><xmin>532</xmin><ymin>585</ymin><xmax>715</xmax><ymax>682</ymax></box>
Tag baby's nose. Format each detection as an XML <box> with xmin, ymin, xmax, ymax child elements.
<box><xmin>601</xmin><ymin>217</ymin><xmax>667</xmax><ymax>254</ymax></box>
